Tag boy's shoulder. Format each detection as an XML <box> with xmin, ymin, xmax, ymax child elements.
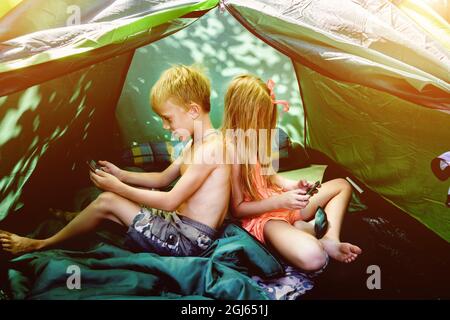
<box><xmin>183</xmin><ymin>134</ymin><xmax>225</xmax><ymax>166</ymax></box>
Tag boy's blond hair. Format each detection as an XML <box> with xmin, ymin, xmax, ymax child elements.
<box><xmin>150</xmin><ymin>65</ymin><xmax>211</xmax><ymax>112</ymax></box>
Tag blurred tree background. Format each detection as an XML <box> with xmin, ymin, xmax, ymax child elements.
<box><xmin>116</xmin><ymin>8</ymin><xmax>304</xmax><ymax>147</ymax></box>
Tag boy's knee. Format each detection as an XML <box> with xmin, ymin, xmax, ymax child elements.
<box><xmin>94</xmin><ymin>192</ymin><xmax>119</xmax><ymax>211</ymax></box>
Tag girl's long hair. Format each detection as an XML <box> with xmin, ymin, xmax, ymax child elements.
<box><xmin>222</xmin><ymin>74</ymin><xmax>282</xmax><ymax>201</ymax></box>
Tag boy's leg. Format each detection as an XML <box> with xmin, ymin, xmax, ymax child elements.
<box><xmin>264</xmin><ymin>220</ymin><xmax>328</xmax><ymax>271</ymax></box>
<box><xmin>296</xmin><ymin>178</ymin><xmax>362</xmax><ymax>262</ymax></box>
<box><xmin>49</xmin><ymin>208</ymin><xmax>79</xmax><ymax>222</ymax></box>
<box><xmin>0</xmin><ymin>192</ymin><xmax>140</xmax><ymax>255</ymax></box>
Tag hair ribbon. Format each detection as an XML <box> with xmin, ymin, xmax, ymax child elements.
<box><xmin>266</xmin><ymin>79</ymin><xmax>290</xmax><ymax>112</ymax></box>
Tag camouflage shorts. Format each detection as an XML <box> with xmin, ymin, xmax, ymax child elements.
<box><xmin>124</xmin><ymin>206</ymin><xmax>217</xmax><ymax>256</ymax></box>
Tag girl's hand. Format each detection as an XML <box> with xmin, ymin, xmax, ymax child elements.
<box><xmin>298</xmin><ymin>179</ymin><xmax>320</xmax><ymax>195</ymax></box>
<box><xmin>98</xmin><ymin>160</ymin><xmax>124</xmax><ymax>181</ymax></box>
<box><xmin>90</xmin><ymin>169</ymin><xmax>122</xmax><ymax>193</ymax></box>
<box><xmin>276</xmin><ymin>189</ymin><xmax>310</xmax><ymax>210</ymax></box>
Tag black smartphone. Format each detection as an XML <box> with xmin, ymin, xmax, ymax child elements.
<box><xmin>306</xmin><ymin>180</ymin><xmax>321</xmax><ymax>196</ymax></box>
<box><xmin>87</xmin><ymin>160</ymin><xmax>101</xmax><ymax>172</ymax></box>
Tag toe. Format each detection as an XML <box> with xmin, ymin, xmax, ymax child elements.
<box><xmin>343</xmin><ymin>254</ymin><xmax>357</xmax><ymax>263</ymax></box>
<box><xmin>350</xmin><ymin>245</ymin><xmax>362</xmax><ymax>254</ymax></box>
<box><xmin>341</xmin><ymin>244</ymin><xmax>352</xmax><ymax>254</ymax></box>
<box><xmin>342</xmin><ymin>253</ymin><xmax>353</xmax><ymax>262</ymax></box>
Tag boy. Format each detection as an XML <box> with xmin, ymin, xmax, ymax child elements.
<box><xmin>0</xmin><ymin>65</ymin><xmax>230</xmax><ymax>257</ymax></box>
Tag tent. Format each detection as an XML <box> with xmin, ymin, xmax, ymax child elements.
<box><xmin>0</xmin><ymin>0</ymin><xmax>449</xmax><ymax>299</ymax></box>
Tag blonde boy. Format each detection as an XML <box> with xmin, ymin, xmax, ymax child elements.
<box><xmin>0</xmin><ymin>65</ymin><xmax>230</xmax><ymax>257</ymax></box>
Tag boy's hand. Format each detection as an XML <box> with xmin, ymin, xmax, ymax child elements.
<box><xmin>98</xmin><ymin>160</ymin><xmax>124</xmax><ymax>181</ymax></box>
<box><xmin>90</xmin><ymin>169</ymin><xmax>122</xmax><ymax>193</ymax></box>
<box><xmin>298</xmin><ymin>179</ymin><xmax>320</xmax><ymax>195</ymax></box>
<box><xmin>276</xmin><ymin>189</ymin><xmax>310</xmax><ymax>210</ymax></box>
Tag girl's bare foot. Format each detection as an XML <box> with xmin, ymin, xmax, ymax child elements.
<box><xmin>320</xmin><ymin>237</ymin><xmax>362</xmax><ymax>263</ymax></box>
<box><xmin>0</xmin><ymin>230</ymin><xmax>45</xmax><ymax>255</ymax></box>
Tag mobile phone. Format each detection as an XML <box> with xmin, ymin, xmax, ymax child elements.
<box><xmin>87</xmin><ymin>160</ymin><xmax>101</xmax><ymax>172</ymax></box>
<box><xmin>314</xmin><ymin>206</ymin><xmax>328</xmax><ymax>239</ymax></box>
<box><xmin>306</xmin><ymin>180</ymin><xmax>321</xmax><ymax>196</ymax></box>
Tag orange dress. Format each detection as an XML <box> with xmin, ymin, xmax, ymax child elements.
<box><xmin>241</xmin><ymin>163</ymin><xmax>302</xmax><ymax>244</ymax></box>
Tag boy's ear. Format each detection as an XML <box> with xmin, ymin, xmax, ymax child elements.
<box><xmin>187</xmin><ymin>103</ymin><xmax>201</xmax><ymax>119</ymax></box>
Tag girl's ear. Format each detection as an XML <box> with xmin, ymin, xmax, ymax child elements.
<box><xmin>188</xmin><ymin>103</ymin><xmax>200</xmax><ymax>119</ymax></box>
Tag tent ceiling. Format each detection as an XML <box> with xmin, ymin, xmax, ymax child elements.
<box><xmin>0</xmin><ymin>0</ymin><xmax>218</xmax><ymax>96</ymax></box>
<box><xmin>223</xmin><ymin>0</ymin><xmax>450</xmax><ymax>111</ymax></box>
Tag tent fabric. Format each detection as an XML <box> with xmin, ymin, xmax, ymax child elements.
<box><xmin>398</xmin><ymin>0</ymin><xmax>450</xmax><ymax>50</ymax></box>
<box><xmin>223</xmin><ymin>0</ymin><xmax>450</xmax><ymax>111</ymax></box>
<box><xmin>0</xmin><ymin>52</ymin><xmax>133</xmax><ymax>221</ymax></box>
<box><xmin>0</xmin><ymin>0</ymin><xmax>218</xmax><ymax>96</ymax></box>
<box><xmin>296</xmin><ymin>62</ymin><xmax>450</xmax><ymax>242</ymax></box>
<box><xmin>0</xmin><ymin>0</ymin><xmax>22</xmax><ymax>20</ymax></box>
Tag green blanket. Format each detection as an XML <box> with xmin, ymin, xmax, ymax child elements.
<box><xmin>5</xmin><ymin>224</ymin><xmax>284</xmax><ymax>300</ymax></box>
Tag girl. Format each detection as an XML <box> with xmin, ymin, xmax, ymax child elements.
<box><xmin>222</xmin><ymin>74</ymin><xmax>361</xmax><ymax>271</ymax></box>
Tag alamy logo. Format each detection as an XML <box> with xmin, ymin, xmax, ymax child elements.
<box><xmin>66</xmin><ymin>5</ymin><xmax>81</xmax><ymax>26</ymax></box>
<box><xmin>366</xmin><ymin>265</ymin><xmax>381</xmax><ymax>290</ymax></box>
<box><xmin>170</xmin><ymin>121</ymin><xmax>280</xmax><ymax>175</ymax></box>
<box><xmin>66</xmin><ymin>265</ymin><xmax>81</xmax><ymax>290</ymax></box>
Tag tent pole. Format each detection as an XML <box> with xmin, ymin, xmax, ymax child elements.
<box><xmin>292</xmin><ymin>59</ymin><xmax>310</xmax><ymax>156</ymax></box>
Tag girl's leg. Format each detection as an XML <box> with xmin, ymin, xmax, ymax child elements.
<box><xmin>293</xmin><ymin>221</ymin><xmax>314</xmax><ymax>236</ymax></box>
<box><xmin>295</xmin><ymin>178</ymin><xmax>362</xmax><ymax>262</ymax></box>
<box><xmin>0</xmin><ymin>192</ymin><xmax>140</xmax><ymax>255</ymax></box>
<box><xmin>300</xmin><ymin>178</ymin><xmax>351</xmax><ymax>237</ymax></box>
<box><xmin>264</xmin><ymin>220</ymin><xmax>328</xmax><ymax>271</ymax></box>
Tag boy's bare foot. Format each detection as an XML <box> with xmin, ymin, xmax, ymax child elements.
<box><xmin>320</xmin><ymin>237</ymin><xmax>362</xmax><ymax>263</ymax></box>
<box><xmin>0</xmin><ymin>230</ymin><xmax>45</xmax><ymax>255</ymax></box>
<box><xmin>49</xmin><ymin>208</ymin><xmax>79</xmax><ymax>222</ymax></box>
